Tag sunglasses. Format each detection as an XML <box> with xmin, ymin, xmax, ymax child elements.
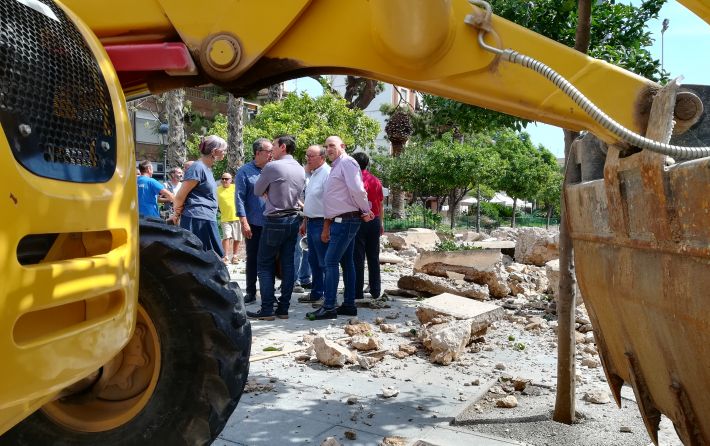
<box><xmin>221</xmin><ymin>177</ymin><xmax>231</xmax><ymax>181</ymax></box>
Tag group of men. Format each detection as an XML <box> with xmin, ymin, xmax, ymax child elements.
<box><xmin>238</xmin><ymin>135</ymin><xmax>384</xmax><ymax>321</ymax></box>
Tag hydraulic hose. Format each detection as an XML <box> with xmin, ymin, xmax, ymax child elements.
<box><xmin>466</xmin><ymin>0</ymin><xmax>710</xmax><ymax>160</ymax></box>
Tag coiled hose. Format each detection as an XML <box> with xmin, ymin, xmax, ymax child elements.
<box><xmin>466</xmin><ymin>0</ymin><xmax>710</xmax><ymax>160</ymax></box>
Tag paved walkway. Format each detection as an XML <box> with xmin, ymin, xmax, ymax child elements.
<box><xmin>213</xmin><ymin>262</ymin><xmax>522</xmax><ymax>446</ymax></box>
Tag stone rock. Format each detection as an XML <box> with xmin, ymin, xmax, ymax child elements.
<box><xmin>398</xmin><ymin>274</ymin><xmax>489</xmax><ymax>301</ymax></box>
<box><xmin>575</xmin><ymin>331</ymin><xmax>586</xmax><ymax>344</ymax></box>
<box><xmin>415</xmin><ymin>293</ymin><xmax>504</xmax><ymax>337</ymax></box>
<box><xmin>512</xmin><ymin>378</ymin><xmax>531</xmax><ymax>391</ymax></box>
<box><xmin>391</xmin><ymin>351</ymin><xmax>410</xmax><ymax>359</ymax></box>
<box><xmin>351</xmin><ymin>335</ymin><xmax>381</xmax><ymax>352</ymax></box>
<box><xmin>584</xmin><ymin>332</ymin><xmax>596</xmax><ymax>344</ymax></box>
<box><xmin>579</xmin><ymin>323</ymin><xmax>594</xmax><ymax>333</ymax></box>
<box><xmin>583</xmin><ymin>389</ymin><xmax>611</xmax><ymax>404</ymax></box>
<box><xmin>495</xmin><ymin>363</ymin><xmax>506</xmax><ymax>370</ymax></box>
<box><xmin>386</xmin><ymin>229</ymin><xmax>440</xmax><ymax>251</ymax></box>
<box><xmin>381</xmin><ymin>437</ymin><xmax>407</xmax><ymax>446</ymax></box>
<box><xmin>472</xmin><ymin>240</ymin><xmax>516</xmax><ymax>258</ymax></box>
<box><xmin>489</xmin><ymin>227</ymin><xmax>519</xmax><ymax>241</ymax></box>
<box><xmin>495</xmin><ymin>395</ymin><xmax>518</xmax><ymax>408</ymax></box>
<box><xmin>445</xmin><ymin>270</ymin><xmax>466</xmax><ymax>280</ymax></box>
<box><xmin>321</xmin><ymin>437</ymin><xmax>343</xmax><ymax>446</ymax></box>
<box><xmin>374</xmin><ymin>317</ymin><xmax>386</xmax><ymax>324</ymax></box>
<box><xmin>313</xmin><ymin>336</ymin><xmax>356</xmax><ymax>367</ymax></box>
<box><xmin>461</xmin><ymin>231</ymin><xmax>487</xmax><ymax>242</ymax></box>
<box><xmin>620</xmin><ymin>426</ymin><xmax>633</xmax><ymax>433</ymax></box>
<box><xmin>379</xmin><ymin>252</ymin><xmax>404</xmax><ymax>264</ymax></box>
<box><xmin>381</xmin><ymin>386</ymin><xmax>400</xmax><ymax>398</ymax></box>
<box><xmin>420</xmin><ymin>320</ymin><xmax>472</xmax><ymax>365</ymax></box>
<box><xmin>344</xmin><ymin>323</ymin><xmax>373</xmax><ymax>336</ymax></box>
<box><xmin>398</xmin><ymin>343</ymin><xmax>418</xmax><ymax>355</ymax></box>
<box><xmin>545</xmin><ymin>259</ymin><xmax>584</xmax><ymax>304</ymax></box>
<box><xmin>581</xmin><ymin>357</ymin><xmax>601</xmax><ymax>368</ymax></box>
<box><xmin>344</xmin><ymin>431</ymin><xmax>357</xmax><ymax>440</ymax></box>
<box><xmin>514</xmin><ymin>228</ymin><xmax>559</xmax><ymax>266</ymax></box>
<box><xmin>399</xmin><ymin>247</ymin><xmax>419</xmax><ymax>257</ymax></box>
<box><xmin>414</xmin><ymin>252</ymin><xmax>511</xmax><ymax>298</ymax></box>
<box><xmin>346</xmin><ymin>396</ymin><xmax>358</xmax><ymax>405</ymax></box>
<box><xmin>379</xmin><ymin>323</ymin><xmax>397</xmax><ymax>333</ymax></box>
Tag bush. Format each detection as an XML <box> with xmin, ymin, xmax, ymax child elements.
<box><xmin>434</xmin><ymin>239</ymin><xmax>480</xmax><ymax>252</ymax></box>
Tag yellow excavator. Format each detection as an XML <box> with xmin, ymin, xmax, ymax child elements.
<box><xmin>0</xmin><ymin>0</ymin><xmax>708</xmax><ymax>444</ymax></box>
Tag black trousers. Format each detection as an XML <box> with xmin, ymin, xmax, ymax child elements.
<box><xmin>244</xmin><ymin>224</ymin><xmax>262</xmax><ymax>298</ymax></box>
<box><xmin>353</xmin><ymin>217</ymin><xmax>381</xmax><ymax>299</ymax></box>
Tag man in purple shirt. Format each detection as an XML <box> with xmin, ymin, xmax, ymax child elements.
<box><xmin>247</xmin><ymin>135</ymin><xmax>306</xmax><ymax>321</ymax></box>
<box><xmin>306</xmin><ymin>136</ymin><xmax>374</xmax><ymax>320</ymax></box>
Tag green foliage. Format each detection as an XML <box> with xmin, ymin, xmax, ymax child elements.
<box><xmin>434</xmin><ymin>239</ymin><xmax>479</xmax><ymax>252</ymax></box>
<box><xmin>242</xmin><ymin>92</ymin><xmax>380</xmax><ymax>160</ymax></box>
<box><xmin>490</xmin><ymin>0</ymin><xmax>666</xmax><ymax>81</ymax></box>
<box><xmin>493</xmin><ymin>130</ymin><xmax>559</xmax><ymax>205</ymax></box>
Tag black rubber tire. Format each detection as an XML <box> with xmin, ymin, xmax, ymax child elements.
<box><xmin>0</xmin><ymin>219</ymin><xmax>251</xmax><ymax>446</ymax></box>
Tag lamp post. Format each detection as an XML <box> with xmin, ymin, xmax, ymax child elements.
<box><xmin>661</xmin><ymin>18</ymin><xmax>669</xmax><ymax>72</ymax></box>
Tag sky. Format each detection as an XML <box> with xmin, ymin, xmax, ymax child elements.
<box><xmin>287</xmin><ymin>1</ymin><xmax>708</xmax><ymax>158</ymax></box>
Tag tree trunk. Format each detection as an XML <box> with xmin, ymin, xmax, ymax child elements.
<box><xmin>449</xmin><ymin>191</ymin><xmax>456</xmax><ymax>230</ymax></box>
<box><xmin>476</xmin><ymin>185</ymin><xmax>481</xmax><ymax>233</ymax></box>
<box><xmin>164</xmin><ymin>89</ymin><xmax>186</xmax><ymax>170</ymax></box>
<box><xmin>344</xmin><ymin>76</ymin><xmax>380</xmax><ymax>110</ymax></box>
<box><xmin>226</xmin><ymin>94</ymin><xmax>245</xmax><ymax>174</ymax></box>
<box><xmin>511</xmin><ymin>197</ymin><xmax>518</xmax><ymax>227</ymax></box>
<box><xmin>390</xmin><ymin>142</ymin><xmax>406</xmax><ymax>218</ymax></box>
<box><xmin>266</xmin><ymin>83</ymin><xmax>284</xmax><ymax>103</ymax></box>
<box><xmin>553</xmin><ymin>0</ymin><xmax>590</xmax><ymax>425</ymax></box>
<box><xmin>553</xmin><ymin>129</ymin><xmax>580</xmax><ymax>424</ymax></box>
<box><xmin>546</xmin><ymin>205</ymin><xmax>553</xmax><ymax>230</ymax></box>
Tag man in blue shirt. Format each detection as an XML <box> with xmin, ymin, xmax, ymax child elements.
<box><xmin>137</xmin><ymin>160</ymin><xmax>173</xmax><ymax>218</ymax></box>
<box><xmin>235</xmin><ymin>138</ymin><xmax>272</xmax><ymax>304</ymax></box>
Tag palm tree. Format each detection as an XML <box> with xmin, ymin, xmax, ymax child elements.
<box><xmin>384</xmin><ymin>107</ymin><xmax>413</xmax><ymax>218</ymax></box>
<box><xmin>164</xmin><ymin>89</ymin><xmax>186</xmax><ymax>169</ymax></box>
<box><xmin>266</xmin><ymin>83</ymin><xmax>284</xmax><ymax>103</ymax></box>
<box><xmin>226</xmin><ymin>94</ymin><xmax>245</xmax><ymax>174</ymax></box>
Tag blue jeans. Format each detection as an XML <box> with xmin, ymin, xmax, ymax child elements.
<box><xmin>244</xmin><ymin>224</ymin><xmax>262</xmax><ymax>298</ymax></box>
<box><xmin>257</xmin><ymin>215</ymin><xmax>302</xmax><ymax>314</ymax></box>
<box><xmin>306</xmin><ymin>218</ymin><xmax>327</xmax><ymax>299</ymax></box>
<box><xmin>354</xmin><ymin>216</ymin><xmax>382</xmax><ymax>299</ymax></box>
<box><xmin>323</xmin><ymin>217</ymin><xmax>361</xmax><ymax>309</ymax></box>
<box><xmin>293</xmin><ymin>234</ymin><xmax>312</xmax><ymax>285</ymax></box>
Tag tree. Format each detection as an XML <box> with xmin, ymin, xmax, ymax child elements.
<box><xmin>164</xmin><ymin>89</ymin><xmax>186</xmax><ymax>170</ymax></box>
<box><xmin>194</xmin><ymin>92</ymin><xmax>380</xmax><ymax>163</ymax></box>
<box><xmin>226</xmin><ymin>94</ymin><xmax>245</xmax><ymax>175</ymax></box>
<box><xmin>266</xmin><ymin>83</ymin><xmax>284</xmax><ymax>103</ymax></box>
<box><xmin>311</xmin><ymin>75</ymin><xmax>385</xmax><ymax>111</ymax></box>
<box><xmin>494</xmin><ymin>131</ymin><xmax>552</xmax><ymax>227</ymax></box>
<box><xmin>384</xmin><ymin>106</ymin><xmax>415</xmax><ymax>218</ymax></box>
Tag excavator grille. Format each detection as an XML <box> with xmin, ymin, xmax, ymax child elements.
<box><xmin>0</xmin><ymin>0</ymin><xmax>116</xmax><ymax>183</ymax></box>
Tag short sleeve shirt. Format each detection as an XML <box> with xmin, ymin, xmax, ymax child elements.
<box><xmin>137</xmin><ymin>175</ymin><xmax>165</xmax><ymax>217</ymax></box>
<box><xmin>362</xmin><ymin>170</ymin><xmax>384</xmax><ymax>217</ymax></box>
<box><xmin>182</xmin><ymin>160</ymin><xmax>218</xmax><ymax>220</ymax></box>
<box><xmin>217</xmin><ymin>184</ymin><xmax>238</xmax><ymax>222</ymax></box>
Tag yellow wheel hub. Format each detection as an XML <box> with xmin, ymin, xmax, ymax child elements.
<box><xmin>42</xmin><ymin>305</ymin><xmax>161</xmax><ymax>432</ymax></box>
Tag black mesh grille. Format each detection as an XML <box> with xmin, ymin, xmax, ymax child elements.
<box><xmin>0</xmin><ymin>0</ymin><xmax>116</xmax><ymax>182</ymax></box>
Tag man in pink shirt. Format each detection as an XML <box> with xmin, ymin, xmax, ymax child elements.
<box><xmin>306</xmin><ymin>136</ymin><xmax>374</xmax><ymax>320</ymax></box>
<box><xmin>352</xmin><ymin>152</ymin><xmax>384</xmax><ymax>300</ymax></box>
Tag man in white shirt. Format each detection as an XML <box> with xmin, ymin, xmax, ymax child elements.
<box><xmin>298</xmin><ymin>144</ymin><xmax>331</xmax><ymax>304</ymax></box>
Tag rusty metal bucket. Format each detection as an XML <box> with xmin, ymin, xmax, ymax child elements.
<box><xmin>565</xmin><ymin>84</ymin><xmax>710</xmax><ymax>445</ymax></box>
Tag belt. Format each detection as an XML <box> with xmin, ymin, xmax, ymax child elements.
<box><xmin>266</xmin><ymin>211</ymin><xmax>300</xmax><ymax>219</ymax></box>
<box><xmin>306</xmin><ymin>216</ymin><xmax>324</xmax><ymax>221</ymax></box>
<box><xmin>336</xmin><ymin>211</ymin><xmax>362</xmax><ymax>219</ymax></box>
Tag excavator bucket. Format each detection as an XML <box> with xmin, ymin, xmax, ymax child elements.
<box><xmin>565</xmin><ymin>84</ymin><xmax>710</xmax><ymax>445</ymax></box>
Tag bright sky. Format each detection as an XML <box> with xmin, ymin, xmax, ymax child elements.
<box><xmin>288</xmin><ymin>1</ymin><xmax>708</xmax><ymax>158</ymax></box>
<box><xmin>525</xmin><ymin>0</ymin><xmax>709</xmax><ymax>157</ymax></box>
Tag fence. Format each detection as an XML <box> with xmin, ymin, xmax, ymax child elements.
<box><xmin>382</xmin><ymin>214</ymin><xmax>559</xmax><ymax>232</ymax></box>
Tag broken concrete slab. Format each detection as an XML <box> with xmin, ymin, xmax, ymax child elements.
<box><xmin>420</xmin><ymin>319</ymin><xmax>472</xmax><ymax>365</ymax></box>
<box><xmin>386</xmin><ymin>229</ymin><xmax>440</xmax><ymax>251</ymax></box>
<box><xmin>415</xmin><ymin>293</ymin><xmax>504</xmax><ymax>337</ymax></box>
<box><xmin>351</xmin><ymin>335</ymin><xmax>382</xmax><ymax>351</ymax></box>
<box><xmin>414</xmin><ymin>256</ymin><xmax>510</xmax><ymax>299</ymax></box>
<box><xmin>472</xmin><ymin>240</ymin><xmax>516</xmax><ymax>257</ymax></box>
<box><xmin>379</xmin><ymin>252</ymin><xmax>405</xmax><ymax>264</ymax></box>
<box><xmin>514</xmin><ymin>228</ymin><xmax>559</xmax><ymax>266</ymax></box>
<box><xmin>414</xmin><ymin>249</ymin><xmax>501</xmax><ymax>272</ymax></box>
<box><xmin>312</xmin><ymin>336</ymin><xmax>357</xmax><ymax>367</ymax></box>
<box><xmin>398</xmin><ymin>274</ymin><xmax>490</xmax><ymax>301</ymax></box>
<box><xmin>545</xmin><ymin>259</ymin><xmax>583</xmax><ymax>304</ymax></box>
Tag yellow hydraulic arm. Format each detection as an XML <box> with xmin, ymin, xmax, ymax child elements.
<box><xmin>62</xmin><ymin>0</ymin><xmax>708</xmax><ymax>145</ymax></box>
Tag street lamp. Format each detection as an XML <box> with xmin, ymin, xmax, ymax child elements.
<box><xmin>661</xmin><ymin>18</ymin><xmax>669</xmax><ymax>73</ymax></box>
